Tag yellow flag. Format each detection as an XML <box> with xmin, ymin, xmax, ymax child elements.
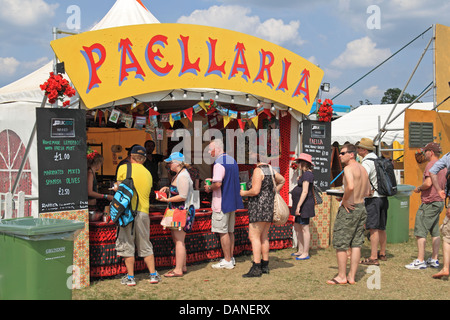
<box><xmin>251</xmin><ymin>115</ymin><xmax>259</xmax><ymax>129</ymax></box>
<box><xmin>169</xmin><ymin>114</ymin><xmax>175</xmax><ymax>127</ymax></box>
<box><xmin>199</xmin><ymin>101</ymin><xmax>207</xmax><ymax>112</ymax></box>
<box><xmin>223</xmin><ymin>115</ymin><xmax>231</xmax><ymax>128</ymax></box>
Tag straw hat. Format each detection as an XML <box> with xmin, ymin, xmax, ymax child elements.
<box><xmin>295</xmin><ymin>153</ymin><xmax>313</xmax><ymax>165</ymax></box>
<box><xmin>356</xmin><ymin>138</ymin><xmax>374</xmax><ymax>151</ymax></box>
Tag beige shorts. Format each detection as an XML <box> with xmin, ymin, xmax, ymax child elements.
<box><xmin>441</xmin><ymin>216</ymin><xmax>450</xmax><ymax>244</ymax></box>
<box><xmin>211</xmin><ymin>211</ymin><xmax>235</xmax><ymax>234</ymax></box>
<box><xmin>115</xmin><ymin>212</ymin><xmax>154</xmax><ymax>257</ymax></box>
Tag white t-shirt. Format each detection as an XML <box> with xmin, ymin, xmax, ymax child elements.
<box><xmin>361</xmin><ymin>152</ymin><xmax>385</xmax><ymax>198</ymax></box>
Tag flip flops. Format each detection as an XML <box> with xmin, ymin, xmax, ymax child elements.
<box><xmin>359</xmin><ymin>258</ymin><xmax>380</xmax><ymax>266</ymax></box>
<box><xmin>326</xmin><ymin>278</ymin><xmax>347</xmax><ymax>285</ymax></box>
<box><xmin>164</xmin><ymin>270</ymin><xmax>184</xmax><ymax>278</ymax></box>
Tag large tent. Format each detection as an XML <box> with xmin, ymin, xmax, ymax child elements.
<box><xmin>331</xmin><ymin>102</ymin><xmax>435</xmax><ymax>145</ymax></box>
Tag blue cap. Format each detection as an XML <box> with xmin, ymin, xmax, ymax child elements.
<box><xmin>164</xmin><ymin>152</ymin><xmax>185</xmax><ymax>163</ymax></box>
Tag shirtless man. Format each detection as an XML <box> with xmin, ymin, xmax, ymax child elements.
<box><xmin>328</xmin><ymin>144</ymin><xmax>371</xmax><ymax>285</ymax></box>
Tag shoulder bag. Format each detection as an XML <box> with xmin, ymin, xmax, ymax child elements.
<box><xmin>268</xmin><ymin>165</ymin><xmax>289</xmax><ymax>225</ymax></box>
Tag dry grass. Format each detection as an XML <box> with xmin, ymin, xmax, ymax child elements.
<box><xmin>73</xmin><ymin>233</ymin><xmax>449</xmax><ymax>301</ymax></box>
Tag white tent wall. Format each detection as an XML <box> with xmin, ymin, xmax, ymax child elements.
<box><xmin>0</xmin><ymin>103</ymin><xmax>39</xmax><ymax>217</ymax></box>
<box><xmin>331</xmin><ymin>102</ymin><xmax>435</xmax><ymax>145</ymax></box>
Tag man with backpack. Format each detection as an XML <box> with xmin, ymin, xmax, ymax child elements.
<box><xmin>356</xmin><ymin>138</ymin><xmax>389</xmax><ymax>266</ymax></box>
<box><xmin>114</xmin><ymin>145</ymin><xmax>161</xmax><ymax>286</ymax></box>
<box><xmin>429</xmin><ymin>149</ymin><xmax>450</xmax><ymax>279</ymax></box>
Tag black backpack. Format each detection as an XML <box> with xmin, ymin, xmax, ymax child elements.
<box><xmin>365</xmin><ymin>157</ymin><xmax>398</xmax><ymax>196</ymax></box>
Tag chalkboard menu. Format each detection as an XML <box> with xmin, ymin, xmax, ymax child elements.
<box><xmin>302</xmin><ymin>120</ymin><xmax>332</xmax><ymax>190</ymax></box>
<box><xmin>36</xmin><ymin>108</ymin><xmax>88</xmax><ymax>213</ymax></box>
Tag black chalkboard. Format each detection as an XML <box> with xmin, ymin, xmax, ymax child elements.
<box><xmin>36</xmin><ymin>108</ymin><xmax>88</xmax><ymax>213</ymax></box>
<box><xmin>301</xmin><ymin>120</ymin><xmax>332</xmax><ymax>190</ymax></box>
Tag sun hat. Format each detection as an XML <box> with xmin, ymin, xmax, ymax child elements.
<box><xmin>295</xmin><ymin>153</ymin><xmax>313</xmax><ymax>165</ymax></box>
<box><xmin>164</xmin><ymin>152</ymin><xmax>185</xmax><ymax>163</ymax></box>
<box><xmin>422</xmin><ymin>142</ymin><xmax>441</xmax><ymax>154</ymax></box>
<box><xmin>356</xmin><ymin>138</ymin><xmax>375</xmax><ymax>151</ymax></box>
<box><xmin>130</xmin><ymin>145</ymin><xmax>146</xmax><ymax>157</ymax></box>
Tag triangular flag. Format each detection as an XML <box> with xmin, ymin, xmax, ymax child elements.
<box><xmin>223</xmin><ymin>115</ymin><xmax>231</xmax><ymax>128</ymax></box>
<box><xmin>169</xmin><ymin>114</ymin><xmax>175</xmax><ymax>127</ymax></box>
<box><xmin>237</xmin><ymin>119</ymin><xmax>245</xmax><ymax>131</ymax></box>
<box><xmin>148</xmin><ymin>108</ymin><xmax>160</xmax><ymax>116</ymax></box>
<box><xmin>199</xmin><ymin>101</ymin><xmax>207</xmax><ymax>112</ymax></box>
<box><xmin>206</xmin><ymin>107</ymin><xmax>216</xmax><ymax>115</ymax></box>
<box><xmin>180</xmin><ymin>117</ymin><xmax>189</xmax><ymax>128</ymax></box>
<box><xmin>263</xmin><ymin>108</ymin><xmax>272</xmax><ymax>119</ymax></box>
<box><xmin>251</xmin><ymin>115</ymin><xmax>259</xmax><ymax>129</ymax></box>
<box><xmin>183</xmin><ymin>107</ymin><xmax>193</xmax><ymax>122</ymax></box>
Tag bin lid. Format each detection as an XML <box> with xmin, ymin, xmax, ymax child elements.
<box><xmin>394</xmin><ymin>184</ymin><xmax>415</xmax><ymax>197</ymax></box>
<box><xmin>0</xmin><ymin>218</ymin><xmax>85</xmax><ymax>236</ymax></box>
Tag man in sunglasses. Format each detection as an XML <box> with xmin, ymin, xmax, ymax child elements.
<box><xmin>328</xmin><ymin>144</ymin><xmax>370</xmax><ymax>285</ymax></box>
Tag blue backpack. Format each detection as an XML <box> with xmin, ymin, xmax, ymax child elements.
<box><xmin>110</xmin><ymin>163</ymin><xmax>139</xmax><ymax>231</ymax></box>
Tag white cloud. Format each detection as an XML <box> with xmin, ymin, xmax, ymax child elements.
<box><xmin>363</xmin><ymin>85</ymin><xmax>384</xmax><ymax>98</ymax></box>
<box><xmin>177</xmin><ymin>5</ymin><xmax>303</xmax><ymax>47</ymax></box>
<box><xmin>330</xmin><ymin>37</ymin><xmax>391</xmax><ymax>69</ymax></box>
<box><xmin>0</xmin><ymin>57</ymin><xmax>20</xmax><ymax>76</ymax></box>
<box><xmin>0</xmin><ymin>0</ymin><xmax>58</xmax><ymax>27</ymax></box>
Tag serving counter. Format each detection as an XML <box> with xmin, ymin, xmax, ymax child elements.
<box><xmin>89</xmin><ymin>209</ymin><xmax>294</xmax><ymax>278</ymax></box>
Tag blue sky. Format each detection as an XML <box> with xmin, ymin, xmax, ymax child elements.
<box><xmin>0</xmin><ymin>0</ymin><xmax>449</xmax><ymax>107</ymax></box>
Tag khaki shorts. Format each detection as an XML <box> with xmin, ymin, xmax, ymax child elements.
<box><xmin>115</xmin><ymin>212</ymin><xmax>154</xmax><ymax>257</ymax></box>
<box><xmin>211</xmin><ymin>211</ymin><xmax>235</xmax><ymax>234</ymax></box>
<box><xmin>332</xmin><ymin>203</ymin><xmax>367</xmax><ymax>251</ymax></box>
<box><xmin>441</xmin><ymin>216</ymin><xmax>450</xmax><ymax>244</ymax></box>
<box><xmin>414</xmin><ymin>202</ymin><xmax>444</xmax><ymax>238</ymax></box>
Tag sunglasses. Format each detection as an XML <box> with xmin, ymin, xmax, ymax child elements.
<box><xmin>339</xmin><ymin>151</ymin><xmax>351</xmax><ymax>155</ymax></box>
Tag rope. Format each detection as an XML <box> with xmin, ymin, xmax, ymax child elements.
<box><xmin>331</xmin><ymin>26</ymin><xmax>433</xmax><ymax>101</ymax></box>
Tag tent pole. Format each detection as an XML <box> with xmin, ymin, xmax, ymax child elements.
<box><xmin>10</xmin><ymin>95</ymin><xmax>47</xmax><ymax>196</ymax></box>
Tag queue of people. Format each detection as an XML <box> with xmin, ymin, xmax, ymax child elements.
<box><xmin>87</xmin><ymin>137</ymin><xmax>450</xmax><ymax>286</ymax></box>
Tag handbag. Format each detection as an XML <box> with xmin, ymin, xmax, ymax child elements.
<box><xmin>161</xmin><ymin>208</ymin><xmax>187</xmax><ymax>230</ymax></box>
<box><xmin>313</xmin><ymin>185</ymin><xmax>323</xmax><ymax>205</ymax></box>
<box><xmin>268</xmin><ymin>165</ymin><xmax>289</xmax><ymax>225</ymax></box>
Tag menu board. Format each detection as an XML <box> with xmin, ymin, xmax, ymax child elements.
<box><xmin>36</xmin><ymin>108</ymin><xmax>88</xmax><ymax>213</ymax></box>
<box><xmin>302</xmin><ymin>120</ymin><xmax>331</xmax><ymax>190</ymax></box>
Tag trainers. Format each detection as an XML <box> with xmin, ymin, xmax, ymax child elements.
<box><xmin>121</xmin><ymin>275</ymin><xmax>136</xmax><ymax>286</ymax></box>
<box><xmin>232</xmin><ymin>257</ymin><xmax>236</xmax><ymax>266</ymax></box>
<box><xmin>149</xmin><ymin>272</ymin><xmax>161</xmax><ymax>284</ymax></box>
<box><xmin>426</xmin><ymin>258</ymin><xmax>440</xmax><ymax>268</ymax></box>
<box><xmin>211</xmin><ymin>259</ymin><xmax>234</xmax><ymax>269</ymax></box>
<box><xmin>405</xmin><ymin>259</ymin><xmax>427</xmax><ymax>270</ymax></box>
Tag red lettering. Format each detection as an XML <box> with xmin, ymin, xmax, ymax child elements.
<box><xmin>205</xmin><ymin>38</ymin><xmax>226</xmax><ymax>77</ymax></box>
<box><xmin>178</xmin><ymin>35</ymin><xmax>201</xmax><ymax>76</ymax></box>
<box><xmin>229</xmin><ymin>42</ymin><xmax>251</xmax><ymax>81</ymax></box>
<box><xmin>292</xmin><ymin>68</ymin><xmax>310</xmax><ymax>104</ymax></box>
<box><xmin>253</xmin><ymin>49</ymin><xmax>274</xmax><ymax>88</ymax></box>
<box><xmin>276</xmin><ymin>58</ymin><xmax>291</xmax><ymax>92</ymax></box>
<box><xmin>81</xmin><ymin>43</ymin><xmax>106</xmax><ymax>93</ymax></box>
<box><xmin>118</xmin><ymin>38</ymin><xmax>146</xmax><ymax>85</ymax></box>
<box><xmin>145</xmin><ymin>34</ymin><xmax>174</xmax><ymax>76</ymax></box>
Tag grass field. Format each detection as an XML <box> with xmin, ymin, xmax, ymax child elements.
<box><xmin>72</xmin><ymin>231</ymin><xmax>449</xmax><ymax>301</ymax></box>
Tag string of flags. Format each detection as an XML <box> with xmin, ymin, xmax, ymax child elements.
<box><xmin>92</xmin><ymin>99</ymin><xmax>289</xmax><ymax>133</ymax></box>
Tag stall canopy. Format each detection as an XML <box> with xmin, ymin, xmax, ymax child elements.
<box><xmin>331</xmin><ymin>102</ymin><xmax>435</xmax><ymax>145</ymax></box>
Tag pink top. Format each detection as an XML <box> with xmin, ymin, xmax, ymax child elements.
<box><xmin>211</xmin><ymin>163</ymin><xmax>226</xmax><ymax>213</ymax></box>
<box><xmin>422</xmin><ymin>160</ymin><xmax>447</xmax><ymax>203</ymax></box>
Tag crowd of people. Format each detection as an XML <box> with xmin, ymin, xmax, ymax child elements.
<box><xmin>86</xmin><ymin>137</ymin><xmax>450</xmax><ymax>286</ymax></box>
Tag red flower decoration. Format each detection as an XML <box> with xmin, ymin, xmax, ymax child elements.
<box><xmin>40</xmin><ymin>72</ymin><xmax>76</xmax><ymax>107</ymax></box>
<box><xmin>317</xmin><ymin>99</ymin><xmax>333</xmax><ymax>122</ymax></box>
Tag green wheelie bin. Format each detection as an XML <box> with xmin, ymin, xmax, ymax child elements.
<box><xmin>386</xmin><ymin>185</ymin><xmax>415</xmax><ymax>244</ymax></box>
<box><xmin>0</xmin><ymin>217</ymin><xmax>84</xmax><ymax>300</ymax></box>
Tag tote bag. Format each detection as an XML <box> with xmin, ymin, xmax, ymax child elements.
<box><xmin>268</xmin><ymin>165</ymin><xmax>289</xmax><ymax>225</ymax></box>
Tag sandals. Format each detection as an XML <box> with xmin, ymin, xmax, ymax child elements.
<box><xmin>378</xmin><ymin>251</ymin><xmax>387</xmax><ymax>261</ymax></box>
<box><xmin>164</xmin><ymin>270</ymin><xmax>184</xmax><ymax>277</ymax></box>
<box><xmin>359</xmin><ymin>258</ymin><xmax>380</xmax><ymax>266</ymax></box>
<box><xmin>326</xmin><ymin>278</ymin><xmax>347</xmax><ymax>285</ymax></box>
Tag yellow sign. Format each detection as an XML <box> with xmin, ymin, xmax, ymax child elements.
<box><xmin>51</xmin><ymin>23</ymin><xmax>324</xmax><ymax>113</ymax></box>
<box><xmin>435</xmin><ymin>24</ymin><xmax>450</xmax><ymax>110</ymax></box>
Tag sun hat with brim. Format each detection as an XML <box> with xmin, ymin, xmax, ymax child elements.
<box><xmin>356</xmin><ymin>138</ymin><xmax>374</xmax><ymax>151</ymax></box>
<box><xmin>164</xmin><ymin>152</ymin><xmax>185</xmax><ymax>163</ymax></box>
<box><xmin>295</xmin><ymin>153</ymin><xmax>313</xmax><ymax>165</ymax></box>
<box><xmin>130</xmin><ymin>145</ymin><xmax>146</xmax><ymax>157</ymax></box>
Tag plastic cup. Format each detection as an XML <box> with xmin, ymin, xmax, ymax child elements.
<box><xmin>205</xmin><ymin>179</ymin><xmax>212</xmax><ymax>186</ymax></box>
<box><xmin>240</xmin><ymin>182</ymin><xmax>247</xmax><ymax>190</ymax></box>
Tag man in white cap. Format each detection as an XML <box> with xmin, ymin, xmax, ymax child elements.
<box><xmin>356</xmin><ymin>138</ymin><xmax>389</xmax><ymax>266</ymax></box>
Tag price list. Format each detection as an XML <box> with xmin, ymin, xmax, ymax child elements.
<box><xmin>302</xmin><ymin>120</ymin><xmax>332</xmax><ymax>190</ymax></box>
<box><xmin>36</xmin><ymin>109</ymin><xmax>88</xmax><ymax>213</ymax></box>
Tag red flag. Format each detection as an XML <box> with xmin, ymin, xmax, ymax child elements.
<box><xmin>183</xmin><ymin>107</ymin><xmax>193</xmax><ymax>122</ymax></box>
<box><xmin>148</xmin><ymin>108</ymin><xmax>160</xmax><ymax>116</ymax></box>
<box><xmin>237</xmin><ymin>119</ymin><xmax>245</xmax><ymax>131</ymax></box>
